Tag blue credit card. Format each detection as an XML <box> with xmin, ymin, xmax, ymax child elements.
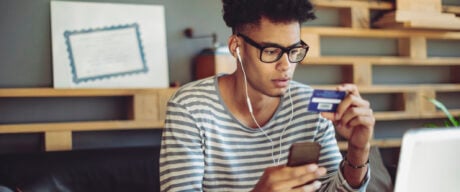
<box><xmin>308</xmin><ymin>89</ymin><xmax>346</xmax><ymax>112</ymax></box>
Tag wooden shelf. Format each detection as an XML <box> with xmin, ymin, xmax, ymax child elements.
<box><xmin>0</xmin><ymin>120</ymin><xmax>163</xmax><ymax>134</ymax></box>
<box><xmin>443</xmin><ymin>5</ymin><xmax>460</xmax><ymax>15</ymax></box>
<box><xmin>301</xmin><ymin>27</ymin><xmax>460</xmax><ymax>63</ymax></box>
<box><xmin>0</xmin><ymin>88</ymin><xmax>177</xmax><ymax>97</ymax></box>
<box><xmin>0</xmin><ymin>88</ymin><xmax>177</xmax><ymax>151</ymax></box>
<box><xmin>303</xmin><ymin>56</ymin><xmax>460</xmax><ymax>65</ymax></box>
<box><xmin>421</xmin><ymin>109</ymin><xmax>460</xmax><ymax>119</ymax></box>
<box><xmin>338</xmin><ymin>138</ymin><xmax>402</xmax><ymax>150</ymax></box>
<box><xmin>311</xmin><ymin>0</ymin><xmax>393</xmax><ymax>10</ymax></box>
<box><xmin>302</xmin><ymin>27</ymin><xmax>460</xmax><ymax>39</ymax></box>
<box><xmin>301</xmin><ymin>2</ymin><xmax>460</xmax><ymax>138</ymax></box>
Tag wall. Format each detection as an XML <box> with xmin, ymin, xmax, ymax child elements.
<box><xmin>0</xmin><ymin>0</ymin><xmax>230</xmax><ymax>153</ymax></box>
<box><xmin>0</xmin><ymin>0</ymin><xmax>231</xmax><ymax>87</ymax></box>
<box><xmin>1</xmin><ymin>0</ymin><xmax>460</xmax><ymax>153</ymax></box>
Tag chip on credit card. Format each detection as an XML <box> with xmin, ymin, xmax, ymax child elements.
<box><xmin>308</xmin><ymin>89</ymin><xmax>346</xmax><ymax>112</ymax></box>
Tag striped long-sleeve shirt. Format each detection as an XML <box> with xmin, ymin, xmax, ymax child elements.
<box><xmin>160</xmin><ymin>75</ymin><xmax>369</xmax><ymax>191</ymax></box>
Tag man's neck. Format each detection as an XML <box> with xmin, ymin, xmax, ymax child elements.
<box><xmin>218</xmin><ymin>74</ymin><xmax>281</xmax><ymax>128</ymax></box>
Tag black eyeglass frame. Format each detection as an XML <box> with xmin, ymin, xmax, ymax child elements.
<box><xmin>236</xmin><ymin>33</ymin><xmax>309</xmax><ymax>63</ymax></box>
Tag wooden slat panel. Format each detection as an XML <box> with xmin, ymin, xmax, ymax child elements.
<box><xmin>0</xmin><ymin>88</ymin><xmax>175</xmax><ymax>97</ymax></box>
<box><xmin>420</xmin><ymin>109</ymin><xmax>460</xmax><ymax>119</ymax></box>
<box><xmin>443</xmin><ymin>5</ymin><xmax>460</xmax><ymax>14</ymax></box>
<box><xmin>45</xmin><ymin>131</ymin><xmax>72</xmax><ymax>151</ymax></box>
<box><xmin>374</xmin><ymin>111</ymin><xmax>420</xmax><ymax>121</ymax></box>
<box><xmin>404</xmin><ymin>92</ymin><xmax>420</xmax><ymax>116</ymax></box>
<box><xmin>397</xmin><ymin>0</ymin><xmax>442</xmax><ymax>13</ymax></box>
<box><xmin>311</xmin><ymin>0</ymin><xmax>393</xmax><ymax>10</ymax></box>
<box><xmin>398</xmin><ymin>37</ymin><xmax>427</xmax><ymax>59</ymax></box>
<box><xmin>303</xmin><ymin>56</ymin><xmax>460</xmax><ymax>65</ymax></box>
<box><xmin>397</xmin><ymin>12</ymin><xmax>460</xmax><ymax>30</ymax></box>
<box><xmin>340</xmin><ymin>6</ymin><xmax>370</xmax><ymax>28</ymax></box>
<box><xmin>132</xmin><ymin>94</ymin><xmax>159</xmax><ymax>121</ymax></box>
<box><xmin>353</xmin><ymin>62</ymin><xmax>372</xmax><ymax>86</ymax></box>
<box><xmin>375</xmin><ymin>0</ymin><xmax>460</xmax><ymax>31</ymax></box>
<box><xmin>0</xmin><ymin>120</ymin><xmax>163</xmax><ymax>134</ymax></box>
<box><xmin>301</xmin><ymin>27</ymin><xmax>460</xmax><ymax>39</ymax></box>
<box><xmin>339</xmin><ymin>138</ymin><xmax>402</xmax><ymax>150</ymax></box>
<box><xmin>371</xmin><ymin>139</ymin><xmax>402</xmax><ymax>148</ymax></box>
<box><xmin>302</xmin><ymin>34</ymin><xmax>320</xmax><ymax>57</ymax></box>
<box><xmin>420</xmin><ymin>89</ymin><xmax>437</xmax><ymax>115</ymax></box>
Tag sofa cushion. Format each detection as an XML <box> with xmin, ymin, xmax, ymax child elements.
<box><xmin>0</xmin><ymin>147</ymin><xmax>160</xmax><ymax>192</ymax></box>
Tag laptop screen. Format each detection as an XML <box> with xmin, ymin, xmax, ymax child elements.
<box><xmin>394</xmin><ymin>128</ymin><xmax>460</xmax><ymax>192</ymax></box>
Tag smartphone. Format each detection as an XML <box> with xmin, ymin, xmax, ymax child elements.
<box><xmin>287</xmin><ymin>141</ymin><xmax>321</xmax><ymax>167</ymax></box>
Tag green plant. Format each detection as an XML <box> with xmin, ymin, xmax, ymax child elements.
<box><xmin>426</xmin><ymin>98</ymin><xmax>459</xmax><ymax>127</ymax></box>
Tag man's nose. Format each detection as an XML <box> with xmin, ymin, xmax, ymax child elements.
<box><xmin>276</xmin><ymin>52</ymin><xmax>292</xmax><ymax>71</ymax></box>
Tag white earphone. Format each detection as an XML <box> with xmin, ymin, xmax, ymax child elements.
<box><xmin>236</xmin><ymin>47</ymin><xmax>254</xmax><ymax>113</ymax></box>
<box><xmin>236</xmin><ymin>47</ymin><xmax>242</xmax><ymax>65</ymax></box>
<box><xmin>234</xmin><ymin>45</ymin><xmax>294</xmax><ymax>165</ymax></box>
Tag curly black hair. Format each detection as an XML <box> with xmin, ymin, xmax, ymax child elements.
<box><xmin>222</xmin><ymin>0</ymin><xmax>316</xmax><ymax>33</ymax></box>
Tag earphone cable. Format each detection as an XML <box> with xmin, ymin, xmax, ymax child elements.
<box><xmin>237</xmin><ymin>48</ymin><xmax>294</xmax><ymax>165</ymax></box>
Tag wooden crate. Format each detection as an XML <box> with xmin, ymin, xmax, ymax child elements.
<box><xmin>374</xmin><ymin>0</ymin><xmax>460</xmax><ymax>30</ymax></box>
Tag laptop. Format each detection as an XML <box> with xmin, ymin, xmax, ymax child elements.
<box><xmin>394</xmin><ymin>127</ymin><xmax>460</xmax><ymax>192</ymax></box>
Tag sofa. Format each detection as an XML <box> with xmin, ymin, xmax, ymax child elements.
<box><xmin>0</xmin><ymin>145</ymin><xmax>397</xmax><ymax>192</ymax></box>
<box><xmin>0</xmin><ymin>147</ymin><xmax>160</xmax><ymax>192</ymax></box>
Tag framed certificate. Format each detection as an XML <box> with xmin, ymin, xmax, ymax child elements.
<box><xmin>51</xmin><ymin>1</ymin><xmax>169</xmax><ymax>88</ymax></box>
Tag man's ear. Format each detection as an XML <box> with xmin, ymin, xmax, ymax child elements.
<box><xmin>228</xmin><ymin>35</ymin><xmax>239</xmax><ymax>57</ymax></box>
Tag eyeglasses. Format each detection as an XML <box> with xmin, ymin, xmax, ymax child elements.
<box><xmin>236</xmin><ymin>33</ymin><xmax>309</xmax><ymax>63</ymax></box>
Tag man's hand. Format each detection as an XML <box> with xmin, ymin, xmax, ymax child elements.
<box><xmin>321</xmin><ymin>84</ymin><xmax>374</xmax><ymax>187</ymax></box>
<box><xmin>252</xmin><ymin>164</ymin><xmax>326</xmax><ymax>192</ymax></box>
<box><xmin>321</xmin><ymin>84</ymin><xmax>374</xmax><ymax>149</ymax></box>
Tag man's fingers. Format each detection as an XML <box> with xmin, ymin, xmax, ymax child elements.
<box><xmin>348</xmin><ymin>114</ymin><xmax>375</xmax><ymax>128</ymax></box>
<box><xmin>320</xmin><ymin>112</ymin><xmax>335</xmax><ymax>121</ymax></box>
<box><xmin>336</xmin><ymin>95</ymin><xmax>369</xmax><ymax>119</ymax></box>
<box><xmin>272</xmin><ymin>165</ymin><xmax>326</xmax><ymax>191</ymax></box>
<box><xmin>300</xmin><ymin>181</ymin><xmax>322</xmax><ymax>192</ymax></box>
<box><xmin>340</xmin><ymin>108</ymin><xmax>373</xmax><ymax>128</ymax></box>
<box><xmin>337</xmin><ymin>84</ymin><xmax>360</xmax><ymax>97</ymax></box>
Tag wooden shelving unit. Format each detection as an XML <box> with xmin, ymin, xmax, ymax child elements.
<box><xmin>305</xmin><ymin>0</ymin><xmax>460</xmax><ymax>149</ymax></box>
<box><xmin>190</xmin><ymin>0</ymin><xmax>460</xmax><ymax>150</ymax></box>
<box><xmin>2</xmin><ymin>0</ymin><xmax>459</xmax><ymax>152</ymax></box>
<box><xmin>0</xmin><ymin>88</ymin><xmax>177</xmax><ymax>151</ymax></box>
<box><xmin>192</xmin><ymin>1</ymin><xmax>460</xmax><ymax>150</ymax></box>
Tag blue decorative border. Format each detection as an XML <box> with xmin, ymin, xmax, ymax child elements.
<box><xmin>64</xmin><ymin>23</ymin><xmax>148</xmax><ymax>84</ymax></box>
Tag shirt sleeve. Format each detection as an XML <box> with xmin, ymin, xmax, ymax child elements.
<box><xmin>159</xmin><ymin>101</ymin><xmax>205</xmax><ymax>192</ymax></box>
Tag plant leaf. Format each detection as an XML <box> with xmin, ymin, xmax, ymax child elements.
<box><xmin>425</xmin><ymin>123</ymin><xmax>439</xmax><ymax>128</ymax></box>
<box><xmin>428</xmin><ymin>98</ymin><xmax>459</xmax><ymax>127</ymax></box>
<box><xmin>444</xmin><ymin>121</ymin><xmax>452</xmax><ymax>127</ymax></box>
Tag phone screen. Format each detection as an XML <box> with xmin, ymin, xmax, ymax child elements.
<box><xmin>287</xmin><ymin>141</ymin><xmax>321</xmax><ymax>167</ymax></box>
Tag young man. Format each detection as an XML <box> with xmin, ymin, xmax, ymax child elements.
<box><xmin>160</xmin><ymin>0</ymin><xmax>374</xmax><ymax>191</ymax></box>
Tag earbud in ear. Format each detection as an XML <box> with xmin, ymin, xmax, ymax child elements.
<box><xmin>236</xmin><ymin>47</ymin><xmax>242</xmax><ymax>64</ymax></box>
